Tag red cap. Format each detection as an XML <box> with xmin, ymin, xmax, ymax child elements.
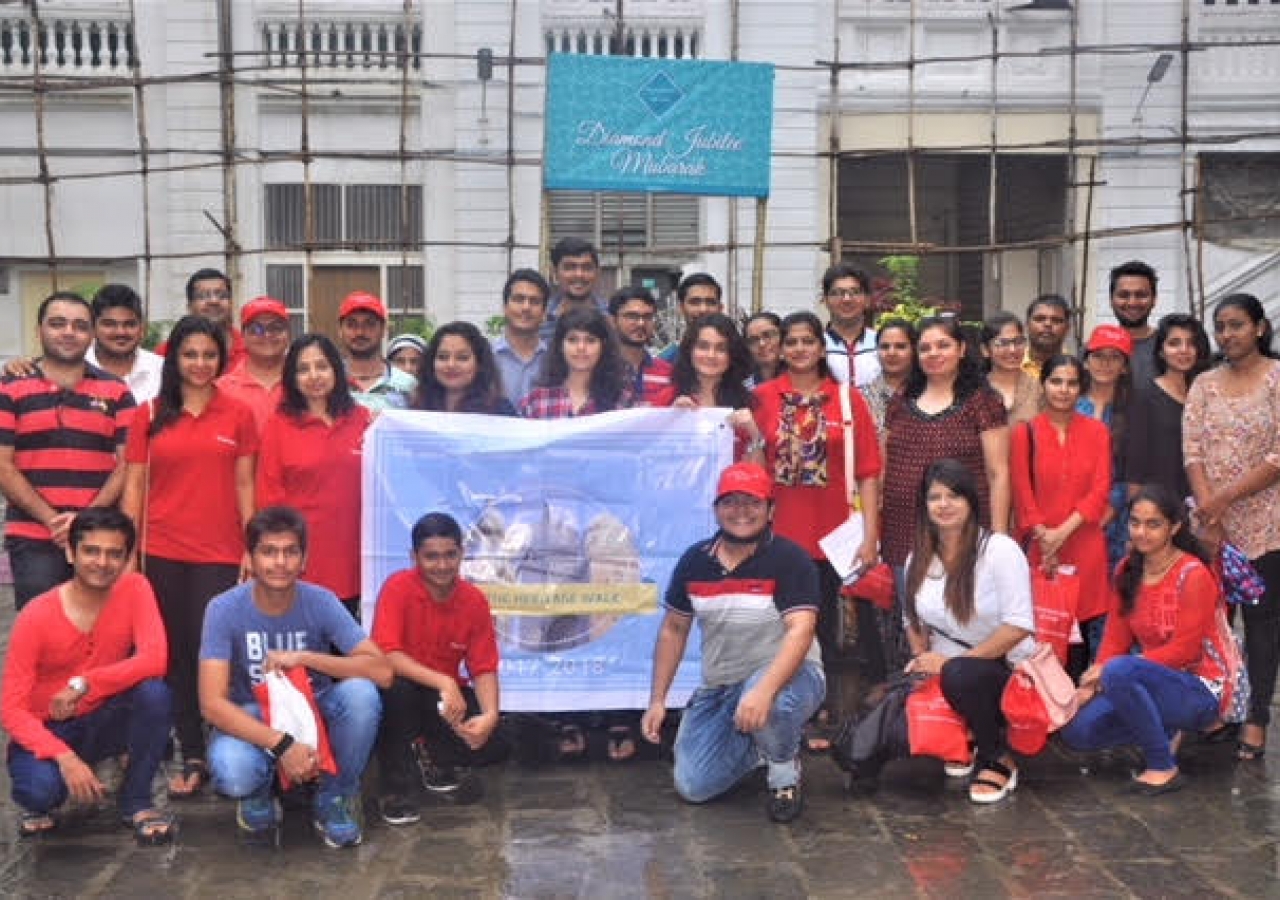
<box><xmin>338</xmin><ymin>291</ymin><xmax>387</xmax><ymax>322</ymax></box>
<box><xmin>1085</xmin><ymin>324</ymin><xmax>1133</xmax><ymax>358</ymax></box>
<box><xmin>715</xmin><ymin>462</ymin><xmax>774</xmax><ymax>503</ymax></box>
<box><xmin>240</xmin><ymin>296</ymin><xmax>289</xmax><ymax>327</ymax></box>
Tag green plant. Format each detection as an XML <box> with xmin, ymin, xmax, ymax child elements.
<box><xmin>485</xmin><ymin>314</ymin><xmax>506</xmax><ymax>337</ymax></box>
<box><xmin>388</xmin><ymin>315</ymin><xmax>434</xmax><ymax>342</ymax></box>
<box><xmin>143</xmin><ymin>319</ymin><xmax>175</xmax><ymax>350</ymax></box>
<box><xmin>873</xmin><ymin>255</ymin><xmax>939</xmax><ymax>328</ymax></box>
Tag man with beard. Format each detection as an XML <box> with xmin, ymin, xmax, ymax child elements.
<box><xmin>336</xmin><ymin>291</ymin><xmax>416</xmax><ymax>413</ymax></box>
<box><xmin>541</xmin><ymin>237</ymin><xmax>607</xmax><ymax>342</ymax></box>
<box><xmin>609</xmin><ymin>285</ymin><xmax>672</xmax><ymax>405</ymax></box>
<box><xmin>1109</xmin><ymin>260</ymin><xmax>1159</xmax><ymax>389</ymax></box>
<box><xmin>1022</xmin><ymin>294</ymin><xmax>1072</xmax><ymax>379</ymax></box>
<box><xmin>0</xmin><ymin>293</ymin><xmax>136</xmax><ymax>609</ymax></box>
<box><xmin>493</xmin><ymin>269</ymin><xmax>550</xmax><ymax>408</ymax></box>
<box><xmin>640</xmin><ymin>462</ymin><xmax>825</xmax><ymax>824</ymax></box>
<box><xmin>657</xmin><ymin>273</ymin><xmax>724</xmax><ymax>364</ymax></box>
<box><xmin>4</xmin><ymin>284</ymin><xmax>163</xmax><ymax>403</ymax></box>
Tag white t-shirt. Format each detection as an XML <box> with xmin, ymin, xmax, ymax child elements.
<box><xmin>907</xmin><ymin>532</ymin><xmax>1036</xmax><ymax>665</ymax></box>
<box><xmin>87</xmin><ymin>345</ymin><xmax>163</xmax><ymax>403</ymax></box>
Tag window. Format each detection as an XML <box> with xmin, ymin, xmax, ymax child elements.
<box><xmin>265</xmin><ymin>183</ymin><xmax>422</xmax><ymax>250</ymax></box>
<box><xmin>547</xmin><ymin>191</ymin><xmax>699</xmax><ymax>254</ymax></box>
<box><xmin>1198</xmin><ymin>153</ymin><xmax>1280</xmax><ymax>246</ymax></box>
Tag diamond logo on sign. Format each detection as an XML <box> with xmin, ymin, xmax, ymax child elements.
<box><xmin>637</xmin><ymin>71</ymin><xmax>684</xmax><ymax>118</ymax></box>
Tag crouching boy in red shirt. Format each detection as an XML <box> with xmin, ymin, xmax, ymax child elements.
<box><xmin>372</xmin><ymin>512</ymin><xmax>505</xmax><ymax>825</ymax></box>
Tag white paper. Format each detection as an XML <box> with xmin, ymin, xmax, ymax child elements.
<box><xmin>818</xmin><ymin>513</ymin><xmax>866</xmax><ymax>581</ymax></box>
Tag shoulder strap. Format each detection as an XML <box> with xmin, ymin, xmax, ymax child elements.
<box><xmin>1023</xmin><ymin>420</ymin><xmax>1036</xmax><ymax>492</ymax></box>
<box><xmin>838</xmin><ymin>380</ymin><xmax>860</xmax><ymax>512</ymax></box>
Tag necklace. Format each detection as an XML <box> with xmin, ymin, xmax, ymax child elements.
<box><xmin>1143</xmin><ymin>548</ymin><xmax>1182</xmax><ymax>582</ymax></box>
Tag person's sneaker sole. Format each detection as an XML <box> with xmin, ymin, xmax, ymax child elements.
<box><xmin>379</xmin><ymin>799</ymin><xmax>422</xmax><ymax>826</ymax></box>
<box><xmin>236</xmin><ymin>799</ymin><xmax>282</xmax><ymax>849</ymax></box>
<box><xmin>313</xmin><ymin>819</ymin><xmax>363</xmax><ymax>849</ymax></box>
<box><xmin>425</xmin><ymin>771</ymin><xmax>484</xmax><ymax>805</ymax></box>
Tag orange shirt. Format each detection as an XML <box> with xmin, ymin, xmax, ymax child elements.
<box><xmin>126</xmin><ymin>391</ymin><xmax>258</xmax><ymax>564</ymax></box>
<box><xmin>256</xmin><ymin>405</ymin><xmax>372</xmax><ymax>599</ymax></box>
<box><xmin>217</xmin><ymin>361</ymin><xmax>284</xmax><ymax>436</ymax></box>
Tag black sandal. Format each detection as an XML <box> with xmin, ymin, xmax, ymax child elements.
<box><xmin>556</xmin><ymin>724</ymin><xmax>587</xmax><ymax>762</ymax></box>
<box><xmin>18</xmin><ymin>812</ymin><xmax>56</xmax><ymax>838</ymax></box>
<box><xmin>606</xmin><ymin>725</ymin><xmax>637</xmax><ymax>763</ymax></box>
<box><xmin>969</xmin><ymin>759</ymin><xmax>1018</xmax><ymax>804</ymax></box>
<box><xmin>1236</xmin><ymin>740</ymin><xmax>1266</xmax><ymax>762</ymax></box>
<box><xmin>167</xmin><ymin>759</ymin><xmax>209</xmax><ymax>799</ymax></box>
<box><xmin>124</xmin><ymin>809</ymin><xmax>179</xmax><ymax>846</ymax></box>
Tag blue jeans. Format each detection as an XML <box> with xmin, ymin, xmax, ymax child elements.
<box><xmin>208</xmin><ymin>678</ymin><xmax>381</xmax><ymax>808</ymax></box>
<box><xmin>7</xmin><ymin>679</ymin><xmax>172</xmax><ymax>818</ymax></box>
<box><xmin>673</xmin><ymin>661</ymin><xmax>825</xmax><ymax>802</ymax></box>
<box><xmin>1059</xmin><ymin>655</ymin><xmax>1218</xmax><ymax>771</ymax></box>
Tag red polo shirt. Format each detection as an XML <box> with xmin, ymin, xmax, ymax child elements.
<box><xmin>371</xmin><ymin>571</ymin><xmax>500</xmax><ymax>687</ymax></box>
<box><xmin>256</xmin><ymin>405</ymin><xmax>372</xmax><ymax>599</ymax></box>
<box><xmin>125</xmin><ymin>390</ymin><xmax>258</xmax><ymax>564</ymax></box>
<box><xmin>217</xmin><ymin>361</ymin><xmax>284</xmax><ymax>437</ymax></box>
<box><xmin>0</xmin><ymin>573</ymin><xmax>168</xmax><ymax>759</ymax></box>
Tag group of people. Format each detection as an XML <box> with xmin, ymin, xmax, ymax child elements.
<box><xmin>0</xmin><ymin>237</ymin><xmax>1276</xmax><ymax>841</ymax></box>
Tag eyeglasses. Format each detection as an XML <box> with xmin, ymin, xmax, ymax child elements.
<box><xmin>747</xmin><ymin>330</ymin><xmax>780</xmax><ymax>346</ymax></box>
<box><xmin>246</xmin><ymin>321</ymin><xmax>290</xmax><ymax>337</ymax></box>
<box><xmin>826</xmin><ymin>288</ymin><xmax>867</xmax><ymax>300</ymax></box>
<box><xmin>991</xmin><ymin>336</ymin><xmax>1027</xmax><ymax>350</ymax></box>
<box><xmin>618</xmin><ymin>311</ymin><xmax>655</xmax><ymax>323</ymax></box>
<box><xmin>192</xmin><ymin>290</ymin><xmax>231</xmax><ymax>302</ymax></box>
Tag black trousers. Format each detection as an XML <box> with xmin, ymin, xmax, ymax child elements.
<box><xmin>144</xmin><ymin>555</ymin><xmax>239</xmax><ymax>761</ymax></box>
<box><xmin>377</xmin><ymin>677</ymin><xmax>504</xmax><ymax>794</ymax></box>
<box><xmin>940</xmin><ymin>656</ymin><xmax>1012</xmax><ymax>764</ymax></box>
<box><xmin>6</xmin><ymin>537</ymin><xmax>72</xmax><ymax>611</ymax></box>
<box><xmin>1243</xmin><ymin>550</ymin><xmax>1280</xmax><ymax>727</ymax></box>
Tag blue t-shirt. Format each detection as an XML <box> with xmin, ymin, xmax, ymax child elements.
<box><xmin>200</xmin><ymin>580</ymin><xmax>368</xmax><ymax>705</ymax></box>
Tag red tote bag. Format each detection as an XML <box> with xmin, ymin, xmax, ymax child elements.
<box><xmin>1031</xmin><ymin>567</ymin><xmax>1079</xmax><ymax>665</ymax></box>
<box><xmin>906</xmin><ymin>676</ymin><xmax>970</xmax><ymax>762</ymax></box>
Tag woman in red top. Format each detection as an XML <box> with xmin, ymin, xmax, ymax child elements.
<box><xmin>1011</xmin><ymin>355</ymin><xmax>1115</xmax><ymax>653</ymax></box>
<box><xmin>753</xmin><ymin>312</ymin><xmax>882</xmax><ymax>672</ymax></box>
<box><xmin>257</xmin><ymin>334</ymin><xmax>372</xmax><ymax>619</ymax></box>
<box><xmin>656</xmin><ymin>313</ymin><xmax>758</xmax><ymax>460</ymax></box>
<box><xmin>1059</xmin><ymin>484</ymin><xmax>1227</xmax><ymax>794</ymax></box>
<box><xmin>122</xmin><ymin>315</ymin><xmax>257</xmax><ymax>798</ymax></box>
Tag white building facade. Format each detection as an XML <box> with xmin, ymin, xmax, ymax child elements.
<box><xmin>0</xmin><ymin>0</ymin><xmax>1276</xmax><ymax>357</ymax></box>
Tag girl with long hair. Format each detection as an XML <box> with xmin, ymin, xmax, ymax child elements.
<box><xmin>518</xmin><ymin>307</ymin><xmax>632</xmax><ymax>417</ymax></box>
<box><xmin>1079</xmin><ymin>324</ymin><xmax>1134</xmax><ymax>572</ymax></box>
<box><xmin>257</xmin><ymin>334</ymin><xmax>372</xmax><ymax>619</ymax></box>
<box><xmin>122</xmin><ymin>315</ymin><xmax>257</xmax><ymax>799</ymax></box>
<box><xmin>1184</xmin><ymin>293</ymin><xmax>1280</xmax><ymax>761</ymax></box>
<box><xmin>413</xmin><ymin>321</ymin><xmax>515</xmax><ymax>415</ymax></box>
<box><xmin>744</xmin><ymin>311</ymin><xmax>784</xmax><ymax>387</ymax></box>
<box><xmin>862</xmin><ymin>318</ymin><xmax>916</xmax><ymax>436</ymax></box>
<box><xmin>1011</xmin><ymin>355</ymin><xmax>1116</xmax><ymax>664</ymax></box>
<box><xmin>658</xmin><ymin>313</ymin><xmax>759</xmax><ymax>459</ymax></box>
<box><xmin>1060</xmin><ymin>484</ymin><xmax>1225</xmax><ymax>794</ymax></box>
<box><xmin>903</xmin><ymin>459</ymin><xmax>1035</xmax><ymax>804</ymax></box>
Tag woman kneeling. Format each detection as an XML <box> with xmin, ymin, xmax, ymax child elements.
<box><xmin>1059</xmin><ymin>483</ymin><xmax>1226</xmax><ymax>795</ymax></box>
<box><xmin>903</xmin><ymin>459</ymin><xmax>1036</xmax><ymax>804</ymax></box>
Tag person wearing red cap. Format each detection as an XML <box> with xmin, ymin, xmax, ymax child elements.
<box><xmin>336</xmin><ymin>292</ymin><xmax>416</xmax><ymax>413</ymax></box>
<box><xmin>640</xmin><ymin>462</ymin><xmax>824</xmax><ymax>824</ymax></box>
<box><xmin>216</xmin><ymin>297</ymin><xmax>290</xmax><ymax>435</ymax></box>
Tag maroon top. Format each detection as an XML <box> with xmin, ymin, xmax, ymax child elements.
<box><xmin>881</xmin><ymin>387</ymin><xmax>1006</xmax><ymax>565</ymax></box>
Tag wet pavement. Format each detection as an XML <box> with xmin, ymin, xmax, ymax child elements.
<box><xmin>1</xmin><ymin>585</ymin><xmax>1278</xmax><ymax>899</ymax></box>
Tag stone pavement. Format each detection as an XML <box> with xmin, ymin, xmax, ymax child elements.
<box><xmin>1</xmin><ymin>585</ymin><xmax>1278</xmax><ymax>899</ymax></box>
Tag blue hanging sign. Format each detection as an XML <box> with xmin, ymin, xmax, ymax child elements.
<box><xmin>544</xmin><ymin>53</ymin><xmax>774</xmax><ymax>198</ymax></box>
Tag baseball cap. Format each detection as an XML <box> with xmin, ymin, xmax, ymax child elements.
<box><xmin>339</xmin><ymin>291</ymin><xmax>387</xmax><ymax>322</ymax></box>
<box><xmin>240</xmin><ymin>296</ymin><xmax>289</xmax><ymax>327</ymax></box>
<box><xmin>715</xmin><ymin>462</ymin><xmax>774</xmax><ymax>503</ymax></box>
<box><xmin>1085</xmin><ymin>324</ymin><xmax>1133</xmax><ymax>358</ymax></box>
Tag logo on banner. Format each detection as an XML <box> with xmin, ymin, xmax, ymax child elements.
<box><xmin>637</xmin><ymin>71</ymin><xmax>684</xmax><ymax>118</ymax></box>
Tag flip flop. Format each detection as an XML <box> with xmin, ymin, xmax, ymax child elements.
<box><xmin>606</xmin><ymin>725</ymin><xmax>637</xmax><ymax>763</ymax></box>
<box><xmin>167</xmin><ymin>759</ymin><xmax>209</xmax><ymax>800</ymax></box>
<box><xmin>1236</xmin><ymin>740</ymin><xmax>1266</xmax><ymax>762</ymax></box>
<box><xmin>556</xmin><ymin>724</ymin><xmax>586</xmax><ymax>763</ymax></box>
<box><xmin>18</xmin><ymin>812</ymin><xmax>56</xmax><ymax>838</ymax></box>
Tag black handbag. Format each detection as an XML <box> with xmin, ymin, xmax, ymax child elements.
<box><xmin>831</xmin><ymin>672</ymin><xmax>918</xmax><ymax>787</ymax></box>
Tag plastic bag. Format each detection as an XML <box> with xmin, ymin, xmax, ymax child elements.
<box><xmin>252</xmin><ymin>668</ymin><xmax>338</xmax><ymax>789</ymax></box>
<box><xmin>906</xmin><ymin>676</ymin><xmax>970</xmax><ymax>762</ymax></box>
<box><xmin>1031</xmin><ymin>567</ymin><xmax>1079</xmax><ymax>664</ymax></box>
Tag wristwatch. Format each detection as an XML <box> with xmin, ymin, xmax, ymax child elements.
<box><xmin>68</xmin><ymin>676</ymin><xmax>89</xmax><ymax>696</ymax></box>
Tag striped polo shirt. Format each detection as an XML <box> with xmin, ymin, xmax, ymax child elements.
<box><xmin>664</xmin><ymin>530</ymin><xmax>822</xmax><ymax>687</ymax></box>
<box><xmin>0</xmin><ymin>365</ymin><xmax>136</xmax><ymax>542</ymax></box>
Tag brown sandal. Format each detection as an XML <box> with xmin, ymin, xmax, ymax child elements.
<box><xmin>167</xmin><ymin>759</ymin><xmax>209</xmax><ymax>799</ymax></box>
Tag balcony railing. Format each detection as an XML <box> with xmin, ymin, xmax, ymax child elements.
<box><xmin>260</xmin><ymin>18</ymin><xmax>423</xmax><ymax>72</ymax></box>
<box><xmin>0</xmin><ymin>15</ymin><xmax>136</xmax><ymax>75</ymax></box>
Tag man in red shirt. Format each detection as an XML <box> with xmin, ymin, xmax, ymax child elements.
<box><xmin>609</xmin><ymin>286</ymin><xmax>673</xmax><ymax>405</ymax></box>
<box><xmin>371</xmin><ymin>512</ymin><xmax>504</xmax><ymax>825</ymax></box>
<box><xmin>0</xmin><ymin>507</ymin><xmax>174</xmax><ymax>843</ymax></box>
<box><xmin>217</xmin><ymin>296</ymin><xmax>290</xmax><ymax>435</ymax></box>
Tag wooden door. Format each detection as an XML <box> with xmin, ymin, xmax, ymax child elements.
<box><xmin>309</xmin><ymin>266</ymin><xmax>380</xmax><ymax>341</ymax></box>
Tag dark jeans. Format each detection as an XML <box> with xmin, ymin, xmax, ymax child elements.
<box><xmin>6</xmin><ymin>537</ymin><xmax>73</xmax><ymax>611</ymax></box>
<box><xmin>817</xmin><ymin>559</ymin><xmax>886</xmax><ymax>678</ymax></box>
<box><xmin>7</xmin><ymin>679</ymin><xmax>172</xmax><ymax>818</ymax></box>
<box><xmin>377</xmin><ymin>677</ymin><xmax>506</xmax><ymax>795</ymax></box>
<box><xmin>144</xmin><ymin>555</ymin><xmax>239</xmax><ymax>761</ymax></box>
<box><xmin>1242</xmin><ymin>550</ymin><xmax>1280</xmax><ymax>727</ymax></box>
<box><xmin>940</xmin><ymin>656</ymin><xmax>1012</xmax><ymax>765</ymax></box>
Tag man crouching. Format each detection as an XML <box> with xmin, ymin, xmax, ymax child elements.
<box><xmin>198</xmin><ymin>506</ymin><xmax>391</xmax><ymax>848</ymax></box>
<box><xmin>640</xmin><ymin>463</ymin><xmax>825</xmax><ymax>824</ymax></box>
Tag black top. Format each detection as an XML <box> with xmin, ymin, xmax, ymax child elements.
<box><xmin>1125</xmin><ymin>381</ymin><xmax>1190</xmax><ymax>501</ymax></box>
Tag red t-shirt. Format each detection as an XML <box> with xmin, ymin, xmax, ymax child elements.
<box><xmin>0</xmin><ymin>573</ymin><xmax>168</xmax><ymax>759</ymax></box>
<box><xmin>371</xmin><ymin>571</ymin><xmax>500</xmax><ymax>687</ymax></box>
<box><xmin>752</xmin><ymin>374</ymin><xmax>883</xmax><ymax>559</ymax></box>
<box><xmin>125</xmin><ymin>390</ymin><xmax>258</xmax><ymax>564</ymax></box>
<box><xmin>256</xmin><ymin>406</ymin><xmax>372</xmax><ymax>599</ymax></box>
<box><xmin>216</xmin><ymin>362</ymin><xmax>283</xmax><ymax>437</ymax></box>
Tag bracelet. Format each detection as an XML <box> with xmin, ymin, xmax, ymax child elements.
<box><xmin>745</xmin><ymin>437</ymin><xmax>766</xmax><ymax>455</ymax></box>
<box><xmin>267</xmin><ymin>733</ymin><xmax>294</xmax><ymax>760</ymax></box>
